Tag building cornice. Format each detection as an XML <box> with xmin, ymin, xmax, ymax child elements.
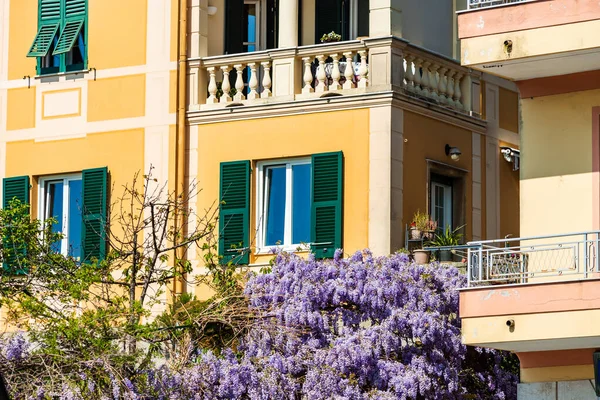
<box><xmin>186</xmin><ymin>91</ymin><xmax>488</xmax><ymax>134</ymax></box>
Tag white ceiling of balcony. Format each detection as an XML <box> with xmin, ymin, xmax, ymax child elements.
<box><xmin>470</xmin><ymin>47</ymin><xmax>600</xmax><ymax>81</ymax></box>
<box><xmin>473</xmin><ymin>335</ymin><xmax>600</xmax><ymax>353</ymax></box>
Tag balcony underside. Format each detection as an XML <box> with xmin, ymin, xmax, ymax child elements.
<box><xmin>460</xmin><ymin>278</ymin><xmax>600</xmax><ymax>352</ymax></box>
<box><xmin>469</xmin><ymin>48</ymin><xmax>600</xmax><ymax>81</ymax></box>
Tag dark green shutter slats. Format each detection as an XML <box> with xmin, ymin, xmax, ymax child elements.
<box><xmin>40</xmin><ymin>0</ymin><xmax>62</xmax><ymax>20</ymax></box>
<box><xmin>311</xmin><ymin>152</ymin><xmax>343</xmax><ymax>258</ymax></box>
<box><xmin>2</xmin><ymin>176</ymin><xmax>30</xmax><ymax>274</ymax></box>
<box><xmin>53</xmin><ymin>19</ymin><xmax>83</xmax><ymax>55</ymax></box>
<box><xmin>65</xmin><ymin>0</ymin><xmax>86</xmax><ymax>17</ymax></box>
<box><xmin>219</xmin><ymin>161</ymin><xmax>250</xmax><ymax>265</ymax></box>
<box><xmin>27</xmin><ymin>24</ymin><xmax>60</xmax><ymax>57</ymax></box>
<box><xmin>3</xmin><ymin>177</ymin><xmax>30</xmax><ymax>208</ymax></box>
<box><xmin>81</xmin><ymin>167</ymin><xmax>108</xmax><ymax>263</ymax></box>
<box><xmin>28</xmin><ymin>0</ymin><xmax>62</xmax><ymax>57</ymax></box>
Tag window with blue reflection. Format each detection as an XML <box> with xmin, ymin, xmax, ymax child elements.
<box><xmin>45</xmin><ymin>181</ymin><xmax>64</xmax><ymax>253</ymax></box>
<box><xmin>68</xmin><ymin>179</ymin><xmax>83</xmax><ymax>260</ymax></box>
<box><xmin>261</xmin><ymin>161</ymin><xmax>312</xmax><ymax>248</ymax></box>
<box><xmin>265</xmin><ymin>166</ymin><xmax>286</xmax><ymax>246</ymax></box>
<box><xmin>42</xmin><ymin>177</ymin><xmax>83</xmax><ymax>260</ymax></box>
<box><xmin>292</xmin><ymin>164</ymin><xmax>311</xmax><ymax>244</ymax></box>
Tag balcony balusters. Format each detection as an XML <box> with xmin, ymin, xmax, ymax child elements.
<box><xmin>189</xmin><ymin>39</ymin><xmax>472</xmax><ymax>115</ymax></box>
<box><xmin>343</xmin><ymin>52</ymin><xmax>355</xmax><ymax>90</ymax></box>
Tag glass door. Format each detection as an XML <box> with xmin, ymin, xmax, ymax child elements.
<box><xmin>431</xmin><ymin>182</ymin><xmax>453</xmax><ymax>231</ymax></box>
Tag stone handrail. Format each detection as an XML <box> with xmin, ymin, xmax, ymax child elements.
<box><xmin>187</xmin><ymin>37</ymin><xmax>477</xmax><ymax>115</ymax></box>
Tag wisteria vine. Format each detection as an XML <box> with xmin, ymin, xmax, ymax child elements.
<box><xmin>0</xmin><ymin>250</ymin><xmax>518</xmax><ymax>399</ymax></box>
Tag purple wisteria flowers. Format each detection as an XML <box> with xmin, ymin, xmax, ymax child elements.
<box><xmin>0</xmin><ymin>250</ymin><xmax>517</xmax><ymax>399</ymax></box>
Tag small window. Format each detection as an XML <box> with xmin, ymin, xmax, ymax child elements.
<box><xmin>28</xmin><ymin>0</ymin><xmax>87</xmax><ymax>75</ymax></box>
<box><xmin>257</xmin><ymin>159</ymin><xmax>311</xmax><ymax>251</ymax></box>
<box><xmin>39</xmin><ymin>174</ymin><xmax>83</xmax><ymax>260</ymax></box>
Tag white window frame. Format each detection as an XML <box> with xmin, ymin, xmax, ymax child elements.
<box><xmin>431</xmin><ymin>182</ymin><xmax>453</xmax><ymax>230</ymax></box>
<box><xmin>38</xmin><ymin>173</ymin><xmax>82</xmax><ymax>257</ymax></box>
<box><xmin>243</xmin><ymin>0</ymin><xmax>266</xmax><ymax>51</ymax></box>
<box><xmin>256</xmin><ymin>158</ymin><xmax>311</xmax><ymax>254</ymax></box>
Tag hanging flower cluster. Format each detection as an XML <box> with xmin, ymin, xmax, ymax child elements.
<box><xmin>0</xmin><ymin>251</ymin><xmax>517</xmax><ymax>399</ymax></box>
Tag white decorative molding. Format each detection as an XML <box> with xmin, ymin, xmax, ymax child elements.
<box><xmin>42</xmin><ymin>89</ymin><xmax>81</xmax><ymax>119</ymax></box>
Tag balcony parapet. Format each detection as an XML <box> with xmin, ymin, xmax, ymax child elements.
<box><xmin>465</xmin><ymin>231</ymin><xmax>600</xmax><ymax>287</ymax></box>
<box><xmin>187</xmin><ymin>37</ymin><xmax>478</xmax><ymax>117</ymax></box>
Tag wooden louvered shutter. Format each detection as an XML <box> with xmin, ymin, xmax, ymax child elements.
<box><xmin>225</xmin><ymin>0</ymin><xmax>244</xmax><ymax>54</ymax></box>
<box><xmin>81</xmin><ymin>167</ymin><xmax>108</xmax><ymax>263</ymax></box>
<box><xmin>2</xmin><ymin>176</ymin><xmax>30</xmax><ymax>274</ymax></box>
<box><xmin>27</xmin><ymin>0</ymin><xmax>61</xmax><ymax>57</ymax></box>
<box><xmin>311</xmin><ymin>152</ymin><xmax>343</xmax><ymax>259</ymax></box>
<box><xmin>219</xmin><ymin>161</ymin><xmax>250</xmax><ymax>265</ymax></box>
<box><xmin>53</xmin><ymin>0</ymin><xmax>86</xmax><ymax>55</ymax></box>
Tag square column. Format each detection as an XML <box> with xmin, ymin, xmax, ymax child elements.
<box><xmin>370</xmin><ymin>0</ymin><xmax>402</xmax><ymax>37</ymax></box>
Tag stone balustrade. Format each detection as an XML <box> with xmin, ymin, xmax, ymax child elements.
<box><xmin>400</xmin><ymin>46</ymin><xmax>471</xmax><ymax>112</ymax></box>
<box><xmin>188</xmin><ymin>37</ymin><xmax>477</xmax><ymax>116</ymax></box>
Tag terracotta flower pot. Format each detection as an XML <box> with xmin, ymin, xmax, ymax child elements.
<box><xmin>413</xmin><ymin>249</ymin><xmax>430</xmax><ymax>265</ymax></box>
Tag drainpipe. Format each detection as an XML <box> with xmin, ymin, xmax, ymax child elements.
<box><xmin>174</xmin><ymin>0</ymin><xmax>188</xmax><ymax>298</ymax></box>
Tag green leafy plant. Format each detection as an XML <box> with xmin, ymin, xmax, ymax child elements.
<box><xmin>429</xmin><ymin>225</ymin><xmax>465</xmax><ymax>247</ymax></box>
<box><xmin>411</xmin><ymin>210</ymin><xmax>430</xmax><ymax>231</ymax></box>
<box><xmin>320</xmin><ymin>31</ymin><xmax>342</xmax><ymax>43</ymax></box>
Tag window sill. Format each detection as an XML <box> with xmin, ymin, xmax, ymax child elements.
<box><xmin>254</xmin><ymin>245</ymin><xmax>311</xmax><ymax>255</ymax></box>
<box><xmin>35</xmin><ymin>69</ymin><xmax>90</xmax><ymax>81</ymax></box>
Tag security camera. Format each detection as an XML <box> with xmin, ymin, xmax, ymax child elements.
<box><xmin>506</xmin><ymin>319</ymin><xmax>515</xmax><ymax>328</ymax></box>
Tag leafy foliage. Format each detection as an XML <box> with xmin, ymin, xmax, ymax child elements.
<box><xmin>0</xmin><ymin>245</ymin><xmax>518</xmax><ymax>399</ymax></box>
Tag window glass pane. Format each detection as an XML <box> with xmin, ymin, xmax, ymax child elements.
<box><xmin>292</xmin><ymin>164</ymin><xmax>311</xmax><ymax>244</ymax></box>
<box><xmin>243</xmin><ymin>3</ymin><xmax>257</xmax><ymax>51</ymax></box>
<box><xmin>265</xmin><ymin>166</ymin><xmax>286</xmax><ymax>246</ymax></box>
<box><xmin>45</xmin><ymin>181</ymin><xmax>64</xmax><ymax>253</ymax></box>
<box><xmin>68</xmin><ymin>179</ymin><xmax>83</xmax><ymax>260</ymax></box>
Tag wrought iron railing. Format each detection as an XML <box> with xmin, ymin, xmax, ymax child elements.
<box><xmin>466</xmin><ymin>231</ymin><xmax>600</xmax><ymax>286</ymax></box>
<box><xmin>468</xmin><ymin>0</ymin><xmax>532</xmax><ymax>9</ymax></box>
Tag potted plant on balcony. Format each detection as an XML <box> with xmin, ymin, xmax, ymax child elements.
<box><xmin>320</xmin><ymin>31</ymin><xmax>342</xmax><ymax>43</ymax></box>
<box><xmin>413</xmin><ymin>248</ymin><xmax>430</xmax><ymax>265</ymax></box>
<box><xmin>429</xmin><ymin>225</ymin><xmax>465</xmax><ymax>262</ymax></box>
<box><xmin>410</xmin><ymin>210</ymin><xmax>429</xmax><ymax>240</ymax></box>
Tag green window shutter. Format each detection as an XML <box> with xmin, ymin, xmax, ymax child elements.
<box><xmin>53</xmin><ymin>0</ymin><xmax>86</xmax><ymax>55</ymax></box>
<box><xmin>53</xmin><ymin>19</ymin><xmax>83</xmax><ymax>55</ymax></box>
<box><xmin>65</xmin><ymin>0</ymin><xmax>86</xmax><ymax>17</ymax></box>
<box><xmin>81</xmin><ymin>167</ymin><xmax>108</xmax><ymax>263</ymax></box>
<box><xmin>2</xmin><ymin>176</ymin><xmax>30</xmax><ymax>274</ymax></box>
<box><xmin>27</xmin><ymin>23</ymin><xmax>60</xmax><ymax>57</ymax></box>
<box><xmin>3</xmin><ymin>176</ymin><xmax>30</xmax><ymax>209</ymax></box>
<box><xmin>40</xmin><ymin>0</ymin><xmax>62</xmax><ymax>21</ymax></box>
<box><xmin>27</xmin><ymin>0</ymin><xmax>62</xmax><ymax>57</ymax></box>
<box><xmin>311</xmin><ymin>152</ymin><xmax>343</xmax><ymax>259</ymax></box>
<box><xmin>219</xmin><ymin>161</ymin><xmax>250</xmax><ymax>265</ymax></box>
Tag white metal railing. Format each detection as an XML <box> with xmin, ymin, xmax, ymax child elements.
<box><xmin>466</xmin><ymin>231</ymin><xmax>600</xmax><ymax>286</ymax></box>
<box><xmin>468</xmin><ymin>0</ymin><xmax>531</xmax><ymax>9</ymax></box>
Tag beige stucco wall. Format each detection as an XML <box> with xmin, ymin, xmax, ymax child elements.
<box><xmin>520</xmin><ymin>89</ymin><xmax>600</xmax><ymax>236</ymax></box>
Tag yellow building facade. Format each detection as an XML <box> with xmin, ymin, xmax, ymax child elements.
<box><xmin>184</xmin><ymin>0</ymin><xmax>520</xmax><ymax>295</ymax></box>
<box><xmin>458</xmin><ymin>1</ymin><xmax>600</xmax><ymax>398</ymax></box>
<box><xmin>0</xmin><ymin>0</ymin><xmax>519</xmax><ymax>333</ymax></box>
<box><xmin>0</xmin><ymin>0</ymin><xmax>180</xmax><ymax>320</ymax></box>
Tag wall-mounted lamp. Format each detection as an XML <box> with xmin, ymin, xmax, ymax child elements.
<box><xmin>500</xmin><ymin>147</ymin><xmax>520</xmax><ymax>171</ymax></box>
<box><xmin>207</xmin><ymin>6</ymin><xmax>217</xmax><ymax>15</ymax></box>
<box><xmin>445</xmin><ymin>144</ymin><xmax>461</xmax><ymax>162</ymax></box>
